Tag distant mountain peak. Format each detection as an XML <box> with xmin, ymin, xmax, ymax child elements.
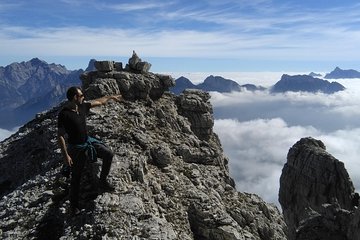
<box><xmin>309</xmin><ymin>72</ymin><xmax>322</xmax><ymax>77</ymax></box>
<box><xmin>29</xmin><ymin>57</ymin><xmax>47</xmax><ymax>66</ymax></box>
<box><xmin>171</xmin><ymin>75</ymin><xmax>265</xmax><ymax>94</ymax></box>
<box><xmin>271</xmin><ymin>74</ymin><xmax>345</xmax><ymax>94</ymax></box>
<box><xmin>325</xmin><ymin>67</ymin><xmax>360</xmax><ymax>79</ymax></box>
<box><xmin>177</xmin><ymin>76</ymin><xmax>193</xmax><ymax>83</ymax></box>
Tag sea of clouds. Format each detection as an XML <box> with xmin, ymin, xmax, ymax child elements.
<box><xmin>174</xmin><ymin>72</ymin><xmax>360</xmax><ymax>207</ymax></box>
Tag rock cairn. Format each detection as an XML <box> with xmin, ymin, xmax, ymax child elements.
<box><xmin>0</xmin><ymin>52</ymin><xmax>286</xmax><ymax>239</ymax></box>
<box><xmin>279</xmin><ymin>137</ymin><xmax>360</xmax><ymax>240</ymax></box>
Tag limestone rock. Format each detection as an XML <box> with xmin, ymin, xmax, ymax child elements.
<box><xmin>0</xmin><ymin>54</ymin><xmax>286</xmax><ymax>239</ymax></box>
<box><xmin>279</xmin><ymin>137</ymin><xmax>360</xmax><ymax>240</ymax></box>
<box><xmin>177</xmin><ymin>89</ymin><xmax>214</xmax><ymax>141</ymax></box>
<box><xmin>94</xmin><ymin>61</ymin><xmax>115</xmax><ymax>72</ymax></box>
<box><xmin>81</xmin><ymin>52</ymin><xmax>174</xmax><ymax>101</ymax></box>
<box><xmin>151</xmin><ymin>143</ymin><xmax>172</xmax><ymax>168</ymax></box>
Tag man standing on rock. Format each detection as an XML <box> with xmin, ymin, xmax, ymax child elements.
<box><xmin>57</xmin><ymin>86</ymin><xmax>122</xmax><ymax>215</ymax></box>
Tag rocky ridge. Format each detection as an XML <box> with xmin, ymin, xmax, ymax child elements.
<box><xmin>279</xmin><ymin>137</ymin><xmax>360</xmax><ymax>240</ymax></box>
<box><xmin>0</xmin><ymin>53</ymin><xmax>286</xmax><ymax>239</ymax></box>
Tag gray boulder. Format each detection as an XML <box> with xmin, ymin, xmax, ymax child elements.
<box><xmin>94</xmin><ymin>61</ymin><xmax>115</xmax><ymax>72</ymax></box>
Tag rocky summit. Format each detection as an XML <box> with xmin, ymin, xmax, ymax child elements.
<box><xmin>279</xmin><ymin>137</ymin><xmax>360</xmax><ymax>240</ymax></box>
<box><xmin>0</xmin><ymin>52</ymin><xmax>286</xmax><ymax>239</ymax></box>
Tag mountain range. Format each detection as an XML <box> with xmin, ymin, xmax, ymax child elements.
<box><xmin>0</xmin><ymin>59</ymin><xmax>353</xmax><ymax>130</ymax></box>
<box><xmin>170</xmin><ymin>75</ymin><xmax>266</xmax><ymax>94</ymax></box>
<box><xmin>0</xmin><ymin>58</ymin><xmax>87</xmax><ymax>129</ymax></box>
<box><xmin>271</xmin><ymin>74</ymin><xmax>345</xmax><ymax>94</ymax></box>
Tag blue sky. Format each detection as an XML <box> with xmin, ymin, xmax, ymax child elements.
<box><xmin>1</xmin><ymin>0</ymin><xmax>360</xmax><ymax>72</ymax></box>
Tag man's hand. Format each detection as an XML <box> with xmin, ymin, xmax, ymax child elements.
<box><xmin>90</xmin><ymin>94</ymin><xmax>123</xmax><ymax>107</ymax></box>
<box><xmin>65</xmin><ymin>153</ymin><xmax>73</xmax><ymax>167</ymax></box>
<box><xmin>111</xmin><ymin>95</ymin><xmax>122</xmax><ymax>102</ymax></box>
<box><xmin>58</xmin><ymin>134</ymin><xmax>73</xmax><ymax>167</ymax></box>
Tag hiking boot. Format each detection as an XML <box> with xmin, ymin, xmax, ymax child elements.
<box><xmin>99</xmin><ymin>180</ymin><xmax>115</xmax><ymax>192</ymax></box>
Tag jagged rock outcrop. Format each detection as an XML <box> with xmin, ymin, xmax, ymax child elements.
<box><xmin>279</xmin><ymin>137</ymin><xmax>360</xmax><ymax>240</ymax></box>
<box><xmin>0</xmin><ymin>53</ymin><xmax>286</xmax><ymax>239</ymax></box>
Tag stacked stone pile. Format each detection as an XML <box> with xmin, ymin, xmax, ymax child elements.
<box><xmin>0</xmin><ymin>52</ymin><xmax>286</xmax><ymax>239</ymax></box>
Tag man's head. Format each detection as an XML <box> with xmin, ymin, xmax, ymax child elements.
<box><xmin>66</xmin><ymin>86</ymin><xmax>84</xmax><ymax>104</ymax></box>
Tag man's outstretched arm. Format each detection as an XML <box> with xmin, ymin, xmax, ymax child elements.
<box><xmin>90</xmin><ymin>94</ymin><xmax>123</xmax><ymax>108</ymax></box>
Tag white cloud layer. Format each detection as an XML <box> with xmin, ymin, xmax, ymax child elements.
<box><xmin>215</xmin><ymin>118</ymin><xmax>360</xmax><ymax>207</ymax></box>
<box><xmin>214</xmin><ymin>118</ymin><xmax>318</xmax><ymax>205</ymax></box>
<box><xmin>211</xmin><ymin>77</ymin><xmax>360</xmax><ymax>207</ymax></box>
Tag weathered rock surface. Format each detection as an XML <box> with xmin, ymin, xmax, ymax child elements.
<box><xmin>0</xmin><ymin>53</ymin><xmax>286</xmax><ymax>239</ymax></box>
<box><xmin>279</xmin><ymin>137</ymin><xmax>360</xmax><ymax>240</ymax></box>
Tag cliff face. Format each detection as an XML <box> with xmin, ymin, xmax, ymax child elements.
<box><xmin>0</xmin><ymin>53</ymin><xmax>286</xmax><ymax>239</ymax></box>
<box><xmin>279</xmin><ymin>137</ymin><xmax>360</xmax><ymax>240</ymax></box>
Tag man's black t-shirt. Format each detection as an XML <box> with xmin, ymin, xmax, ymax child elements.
<box><xmin>58</xmin><ymin>102</ymin><xmax>91</xmax><ymax>144</ymax></box>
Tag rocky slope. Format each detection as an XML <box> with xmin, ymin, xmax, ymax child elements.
<box><xmin>0</xmin><ymin>53</ymin><xmax>286</xmax><ymax>239</ymax></box>
<box><xmin>279</xmin><ymin>137</ymin><xmax>360</xmax><ymax>240</ymax></box>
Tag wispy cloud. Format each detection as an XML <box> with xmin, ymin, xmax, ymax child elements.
<box><xmin>1</xmin><ymin>1</ymin><xmax>360</xmax><ymax>70</ymax></box>
<box><xmin>0</xmin><ymin>1</ymin><xmax>22</xmax><ymax>10</ymax></box>
<box><xmin>59</xmin><ymin>0</ymin><xmax>84</xmax><ymax>6</ymax></box>
<box><xmin>108</xmin><ymin>2</ymin><xmax>165</xmax><ymax>12</ymax></box>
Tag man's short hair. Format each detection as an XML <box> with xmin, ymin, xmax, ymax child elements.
<box><xmin>66</xmin><ymin>86</ymin><xmax>80</xmax><ymax>101</ymax></box>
